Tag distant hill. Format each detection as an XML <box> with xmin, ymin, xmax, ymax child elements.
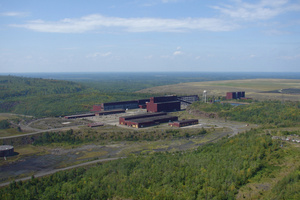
<box><xmin>137</xmin><ymin>79</ymin><xmax>300</xmax><ymax>101</ymax></box>
<box><xmin>0</xmin><ymin>76</ymin><xmax>149</xmax><ymax>117</ymax></box>
<box><xmin>0</xmin><ymin>75</ymin><xmax>86</xmax><ymax>99</ymax></box>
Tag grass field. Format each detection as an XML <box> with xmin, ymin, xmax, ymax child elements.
<box><xmin>137</xmin><ymin>79</ymin><xmax>300</xmax><ymax>101</ymax></box>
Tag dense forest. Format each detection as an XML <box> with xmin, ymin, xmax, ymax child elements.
<box><xmin>1</xmin><ymin>129</ymin><xmax>299</xmax><ymax>199</ymax></box>
<box><xmin>0</xmin><ymin>76</ymin><xmax>151</xmax><ymax>117</ymax></box>
<box><xmin>188</xmin><ymin>101</ymin><xmax>300</xmax><ymax>127</ymax></box>
<box><xmin>32</xmin><ymin>127</ymin><xmax>208</xmax><ymax>146</ymax></box>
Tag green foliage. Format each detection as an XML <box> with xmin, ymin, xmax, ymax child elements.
<box><xmin>0</xmin><ymin>120</ymin><xmax>11</xmax><ymax>129</ymax></box>
<box><xmin>189</xmin><ymin>101</ymin><xmax>300</xmax><ymax>126</ymax></box>
<box><xmin>0</xmin><ymin>129</ymin><xmax>285</xmax><ymax>199</ymax></box>
<box><xmin>0</xmin><ymin>75</ymin><xmax>85</xmax><ymax>99</ymax></box>
<box><xmin>270</xmin><ymin>166</ymin><xmax>300</xmax><ymax>199</ymax></box>
<box><xmin>33</xmin><ymin>129</ymin><xmax>86</xmax><ymax>145</ymax></box>
<box><xmin>0</xmin><ymin>76</ymin><xmax>151</xmax><ymax>117</ymax></box>
<box><xmin>33</xmin><ymin>128</ymin><xmax>209</xmax><ymax>146</ymax></box>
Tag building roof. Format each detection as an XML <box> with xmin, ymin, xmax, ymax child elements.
<box><xmin>155</xmin><ymin>101</ymin><xmax>181</xmax><ymax>105</ymax></box>
<box><xmin>0</xmin><ymin>145</ymin><xmax>14</xmax><ymax>151</ymax></box>
<box><xmin>65</xmin><ymin>113</ymin><xmax>95</xmax><ymax>118</ymax></box>
<box><xmin>173</xmin><ymin>119</ymin><xmax>198</xmax><ymax>123</ymax></box>
<box><xmin>131</xmin><ymin>115</ymin><xmax>177</xmax><ymax>124</ymax></box>
<box><xmin>121</xmin><ymin>112</ymin><xmax>167</xmax><ymax>120</ymax></box>
<box><xmin>102</xmin><ymin>100</ymin><xmax>138</xmax><ymax>106</ymax></box>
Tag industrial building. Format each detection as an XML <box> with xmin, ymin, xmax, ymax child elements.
<box><xmin>0</xmin><ymin>145</ymin><xmax>14</xmax><ymax>157</ymax></box>
<box><xmin>119</xmin><ymin>112</ymin><xmax>178</xmax><ymax>128</ymax></box>
<box><xmin>96</xmin><ymin>109</ymin><xmax>125</xmax><ymax>115</ymax></box>
<box><xmin>178</xmin><ymin>95</ymin><xmax>199</xmax><ymax>106</ymax></box>
<box><xmin>88</xmin><ymin>122</ymin><xmax>104</xmax><ymax>128</ymax></box>
<box><xmin>146</xmin><ymin>96</ymin><xmax>181</xmax><ymax>113</ymax></box>
<box><xmin>169</xmin><ymin>119</ymin><xmax>199</xmax><ymax>127</ymax></box>
<box><xmin>64</xmin><ymin>113</ymin><xmax>95</xmax><ymax>119</ymax></box>
<box><xmin>91</xmin><ymin>95</ymin><xmax>199</xmax><ymax>113</ymax></box>
<box><xmin>91</xmin><ymin>99</ymin><xmax>150</xmax><ymax>112</ymax></box>
<box><xmin>226</xmin><ymin>91</ymin><xmax>245</xmax><ymax>100</ymax></box>
<box><xmin>102</xmin><ymin>100</ymin><xmax>139</xmax><ymax>111</ymax></box>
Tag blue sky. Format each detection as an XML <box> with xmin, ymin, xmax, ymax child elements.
<box><xmin>0</xmin><ymin>0</ymin><xmax>300</xmax><ymax>72</ymax></box>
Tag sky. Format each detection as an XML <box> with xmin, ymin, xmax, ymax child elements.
<box><xmin>0</xmin><ymin>0</ymin><xmax>300</xmax><ymax>73</ymax></box>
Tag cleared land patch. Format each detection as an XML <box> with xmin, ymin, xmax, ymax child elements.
<box><xmin>137</xmin><ymin>79</ymin><xmax>300</xmax><ymax>101</ymax></box>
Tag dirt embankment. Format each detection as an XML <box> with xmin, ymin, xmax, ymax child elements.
<box><xmin>187</xmin><ymin>109</ymin><xmax>219</xmax><ymax>119</ymax></box>
<box><xmin>0</xmin><ymin>133</ymin><xmax>42</xmax><ymax>146</ymax></box>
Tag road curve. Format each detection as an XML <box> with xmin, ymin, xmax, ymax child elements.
<box><xmin>0</xmin><ymin>125</ymin><xmax>80</xmax><ymax>140</ymax></box>
<box><xmin>0</xmin><ymin>157</ymin><xmax>125</xmax><ymax>188</ymax></box>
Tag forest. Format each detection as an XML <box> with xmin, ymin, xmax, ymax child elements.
<box><xmin>32</xmin><ymin>127</ymin><xmax>208</xmax><ymax>146</ymax></box>
<box><xmin>0</xmin><ymin>75</ymin><xmax>151</xmax><ymax>117</ymax></box>
<box><xmin>0</xmin><ymin>74</ymin><xmax>299</xmax><ymax>199</ymax></box>
<box><xmin>1</xmin><ymin>129</ymin><xmax>299</xmax><ymax>199</ymax></box>
<box><xmin>188</xmin><ymin>101</ymin><xmax>300</xmax><ymax>127</ymax></box>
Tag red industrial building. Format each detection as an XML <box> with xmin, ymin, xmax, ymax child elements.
<box><xmin>88</xmin><ymin>122</ymin><xmax>104</xmax><ymax>128</ymax></box>
<box><xmin>119</xmin><ymin>112</ymin><xmax>178</xmax><ymax>128</ymax></box>
<box><xmin>226</xmin><ymin>91</ymin><xmax>245</xmax><ymax>100</ymax></box>
<box><xmin>169</xmin><ymin>119</ymin><xmax>199</xmax><ymax>127</ymax></box>
<box><xmin>146</xmin><ymin>96</ymin><xmax>181</xmax><ymax>113</ymax></box>
<box><xmin>91</xmin><ymin>105</ymin><xmax>102</xmax><ymax>112</ymax></box>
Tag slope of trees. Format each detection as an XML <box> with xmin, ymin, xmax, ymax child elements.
<box><xmin>189</xmin><ymin>101</ymin><xmax>300</xmax><ymax>127</ymax></box>
<box><xmin>0</xmin><ymin>129</ymin><xmax>287</xmax><ymax>199</ymax></box>
<box><xmin>0</xmin><ymin>76</ymin><xmax>151</xmax><ymax>117</ymax></box>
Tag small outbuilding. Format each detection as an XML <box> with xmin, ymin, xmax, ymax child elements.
<box><xmin>169</xmin><ymin>119</ymin><xmax>199</xmax><ymax>127</ymax></box>
<box><xmin>88</xmin><ymin>122</ymin><xmax>104</xmax><ymax>128</ymax></box>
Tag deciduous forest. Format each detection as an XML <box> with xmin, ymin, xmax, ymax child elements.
<box><xmin>1</xmin><ymin>129</ymin><xmax>299</xmax><ymax>199</ymax></box>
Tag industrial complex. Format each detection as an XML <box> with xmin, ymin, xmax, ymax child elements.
<box><xmin>64</xmin><ymin>92</ymin><xmax>243</xmax><ymax>128</ymax></box>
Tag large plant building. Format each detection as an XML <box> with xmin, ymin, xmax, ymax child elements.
<box><xmin>119</xmin><ymin>112</ymin><xmax>178</xmax><ymax>128</ymax></box>
<box><xmin>91</xmin><ymin>99</ymin><xmax>150</xmax><ymax>112</ymax></box>
<box><xmin>146</xmin><ymin>96</ymin><xmax>181</xmax><ymax>113</ymax></box>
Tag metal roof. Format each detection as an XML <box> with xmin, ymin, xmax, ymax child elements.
<box><xmin>0</xmin><ymin>145</ymin><xmax>14</xmax><ymax>151</ymax></box>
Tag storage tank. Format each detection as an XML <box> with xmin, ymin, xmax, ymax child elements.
<box><xmin>0</xmin><ymin>145</ymin><xmax>14</xmax><ymax>157</ymax></box>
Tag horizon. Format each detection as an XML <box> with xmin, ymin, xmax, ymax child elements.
<box><xmin>1</xmin><ymin>0</ymin><xmax>300</xmax><ymax>73</ymax></box>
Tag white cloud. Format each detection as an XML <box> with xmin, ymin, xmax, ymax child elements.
<box><xmin>173</xmin><ymin>51</ymin><xmax>183</xmax><ymax>55</ymax></box>
<box><xmin>1</xmin><ymin>12</ymin><xmax>29</xmax><ymax>17</ymax></box>
<box><xmin>212</xmin><ymin>0</ymin><xmax>300</xmax><ymax>21</ymax></box>
<box><xmin>10</xmin><ymin>14</ymin><xmax>237</xmax><ymax>33</ymax></box>
<box><xmin>86</xmin><ymin>52</ymin><xmax>112</xmax><ymax>58</ymax></box>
